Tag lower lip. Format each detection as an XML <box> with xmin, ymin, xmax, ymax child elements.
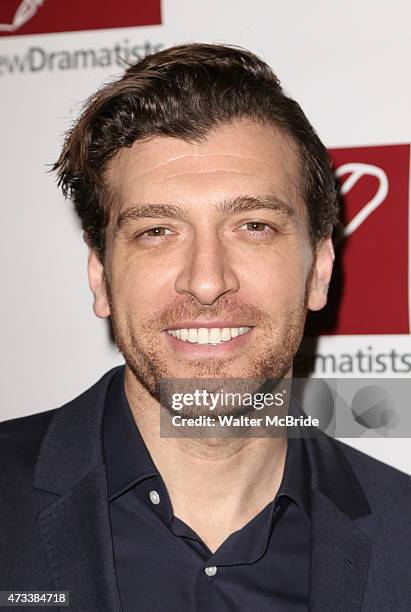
<box><xmin>162</xmin><ymin>328</ymin><xmax>254</xmax><ymax>357</ymax></box>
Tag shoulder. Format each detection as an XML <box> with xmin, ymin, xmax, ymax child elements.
<box><xmin>0</xmin><ymin>366</ymin><xmax>123</xmax><ymax>474</ymax></box>
<box><xmin>333</xmin><ymin>438</ymin><xmax>411</xmax><ymax>505</ymax></box>
<box><xmin>0</xmin><ymin>408</ymin><xmax>58</xmax><ymax>474</ymax></box>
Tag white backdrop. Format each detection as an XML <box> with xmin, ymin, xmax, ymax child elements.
<box><xmin>1</xmin><ymin>0</ymin><xmax>410</xmax><ymax>473</ymax></box>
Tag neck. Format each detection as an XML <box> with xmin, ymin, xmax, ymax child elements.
<box><xmin>124</xmin><ymin>366</ymin><xmax>288</xmax><ymax>552</ymax></box>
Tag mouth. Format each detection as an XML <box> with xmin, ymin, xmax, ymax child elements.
<box><xmin>162</xmin><ymin>324</ymin><xmax>254</xmax><ymax>356</ymax></box>
<box><xmin>166</xmin><ymin>325</ymin><xmax>252</xmax><ymax>345</ymax></box>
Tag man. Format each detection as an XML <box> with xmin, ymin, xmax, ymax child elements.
<box><xmin>1</xmin><ymin>43</ymin><xmax>410</xmax><ymax>611</ymax></box>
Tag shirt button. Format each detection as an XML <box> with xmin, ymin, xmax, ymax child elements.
<box><xmin>205</xmin><ymin>566</ymin><xmax>217</xmax><ymax>577</ymax></box>
<box><xmin>149</xmin><ymin>490</ymin><xmax>160</xmax><ymax>505</ymax></box>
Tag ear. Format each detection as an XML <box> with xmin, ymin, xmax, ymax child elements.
<box><xmin>86</xmin><ymin>242</ymin><xmax>111</xmax><ymax>319</ymax></box>
<box><xmin>307</xmin><ymin>237</ymin><xmax>335</xmax><ymax>312</ymax></box>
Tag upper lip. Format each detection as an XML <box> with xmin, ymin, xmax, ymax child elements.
<box><xmin>164</xmin><ymin>321</ymin><xmax>254</xmax><ymax>330</ymax></box>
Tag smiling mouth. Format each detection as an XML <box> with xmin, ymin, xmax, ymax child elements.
<box><xmin>166</xmin><ymin>326</ymin><xmax>252</xmax><ymax>346</ymax></box>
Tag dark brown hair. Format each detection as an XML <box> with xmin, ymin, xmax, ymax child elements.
<box><xmin>53</xmin><ymin>43</ymin><xmax>339</xmax><ymax>262</ymax></box>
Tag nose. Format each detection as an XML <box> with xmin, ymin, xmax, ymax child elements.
<box><xmin>174</xmin><ymin>232</ymin><xmax>240</xmax><ymax>305</ymax></box>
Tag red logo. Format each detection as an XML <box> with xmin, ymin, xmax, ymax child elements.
<box><xmin>307</xmin><ymin>144</ymin><xmax>410</xmax><ymax>335</ymax></box>
<box><xmin>0</xmin><ymin>0</ymin><xmax>161</xmax><ymax>36</ymax></box>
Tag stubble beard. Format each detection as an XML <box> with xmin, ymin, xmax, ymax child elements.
<box><xmin>106</xmin><ymin>287</ymin><xmax>308</xmax><ymax>407</ymax></box>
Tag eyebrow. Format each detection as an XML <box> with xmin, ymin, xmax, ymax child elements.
<box><xmin>114</xmin><ymin>195</ymin><xmax>298</xmax><ymax>235</ymax></box>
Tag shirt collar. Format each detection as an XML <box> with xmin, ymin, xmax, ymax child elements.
<box><xmin>103</xmin><ymin>366</ymin><xmax>312</xmax><ymax>522</ymax></box>
<box><xmin>103</xmin><ymin>366</ymin><xmax>157</xmax><ymax>501</ymax></box>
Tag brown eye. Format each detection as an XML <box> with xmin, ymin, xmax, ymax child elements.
<box><xmin>145</xmin><ymin>227</ymin><xmax>168</xmax><ymax>236</ymax></box>
<box><xmin>240</xmin><ymin>222</ymin><xmax>274</xmax><ymax>233</ymax></box>
<box><xmin>246</xmin><ymin>222</ymin><xmax>267</xmax><ymax>232</ymax></box>
<box><xmin>236</xmin><ymin>221</ymin><xmax>277</xmax><ymax>241</ymax></box>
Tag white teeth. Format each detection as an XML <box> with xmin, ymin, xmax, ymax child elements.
<box><xmin>209</xmin><ymin>328</ymin><xmax>221</xmax><ymax>344</ymax></box>
<box><xmin>197</xmin><ymin>328</ymin><xmax>209</xmax><ymax>344</ymax></box>
<box><xmin>221</xmin><ymin>328</ymin><xmax>231</xmax><ymax>342</ymax></box>
<box><xmin>188</xmin><ymin>328</ymin><xmax>198</xmax><ymax>343</ymax></box>
<box><xmin>166</xmin><ymin>326</ymin><xmax>251</xmax><ymax>345</ymax></box>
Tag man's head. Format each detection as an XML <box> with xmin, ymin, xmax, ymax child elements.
<box><xmin>54</xmin><ymin>43</ymin><xmax>338</xmax><ymax>397</ymax></box>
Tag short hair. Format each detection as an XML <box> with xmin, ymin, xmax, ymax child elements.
<box><xmin>53</xmin><ymin>43</ymin><xmax>339</xmax><ymax>262</ymax></box>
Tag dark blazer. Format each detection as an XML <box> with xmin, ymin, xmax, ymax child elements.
<box><xmin>1</xmin><ymin>366</ymin><xmax>411</xmax><ymax>611</ymax></box>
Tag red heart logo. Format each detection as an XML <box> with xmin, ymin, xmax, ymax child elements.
<box><xmin>335</xmin><ymin>162</ymin><xmax>388</xmax><ymax>243</ymax></box>
<box><xmin>0</xmin><ymin>0</ymin><xmax>44</xmax><ymax>33</ymax></box>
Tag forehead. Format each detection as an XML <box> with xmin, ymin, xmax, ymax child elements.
<box><xmin>105</xmin><ymin>119</ymin><xmax>303</xmax><ymax>217</ymax></box>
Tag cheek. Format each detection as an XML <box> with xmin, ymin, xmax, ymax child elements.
<box><xmin>110</xmin><ymin>251</ymin><xmax>180</xmax><ymax>319</ymax></box>
<box><xmin>234</xmin><ymin>246</ymin><xmax>309</xmax><ymax>311</ymax></box>
<box><xmin>244</xmin><ymin>270</ymin><xmax>306</xmax><ymax>316</ymax></box>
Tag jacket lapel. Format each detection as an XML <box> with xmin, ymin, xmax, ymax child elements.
<box><xmin>33</xmin><ymin>367</ymin><xmax>123</xmax><ymax>611</ymax></box>
<box><xmin>309</xmin><ymin>490</ymin><xmax>371</xmax><ymax>611</ymax></box>
<box><xmin>306</xmin><ymin>432</ymin><xmax>372</xmax><ymax>611</ymax></box>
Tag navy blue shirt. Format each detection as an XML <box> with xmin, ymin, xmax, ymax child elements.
<box><xmin>103</xmin><ymin>367</ymin><xmax>312</xmax><ymax>611</ymax></box>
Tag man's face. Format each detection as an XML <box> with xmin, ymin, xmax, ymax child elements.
<box><xmin>88</xmin><ymin>119</ymin><xmax>334</xmax><ymax>397</ymax></box>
